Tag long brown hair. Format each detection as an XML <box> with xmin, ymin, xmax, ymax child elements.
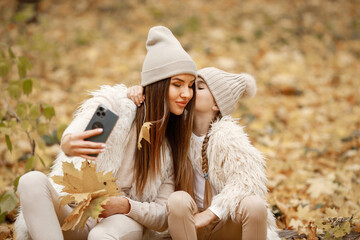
<box><xmin>134</xmin><ymin>78</ymin><xmax>196</xmax><ymax>196</ymax></box>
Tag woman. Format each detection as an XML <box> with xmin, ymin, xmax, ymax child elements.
<box><xmin>128</xmin><ymin>67</ymin><xmax>280</xmax><ymax>240</ymax></box>
<box><xmin>15</xmin><ymin>26</ymin><xmax>197</xmax><ymax>240</ymax></box>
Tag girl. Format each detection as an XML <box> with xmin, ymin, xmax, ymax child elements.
<box><xmin>15</xmin><ymin>26</ymin><xmax>197</xmax><ymax>240</ymax></box>
<box><xmin>128</xmin><ymin>67</ymin><xmax>280</xmax><ymax>240</ymax></box>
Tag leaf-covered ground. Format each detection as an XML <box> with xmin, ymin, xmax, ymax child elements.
<box><xmin>1</xmin><ymin>0</ymin><xmax>360</xmax><ymax>238</ymax></box>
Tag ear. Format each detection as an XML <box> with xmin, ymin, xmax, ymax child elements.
<box><xmin>211</xmin><ymin>105</ymin><xmax>219</xmax><ymax>111</ymax></box>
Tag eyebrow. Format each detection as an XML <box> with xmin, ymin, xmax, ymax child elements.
<box><xmin>171</xmin><ymin>78</ymin><xmax>196</xmax><ymax>83</ymax></box>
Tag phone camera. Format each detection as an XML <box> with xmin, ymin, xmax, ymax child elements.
<box><xmin>99</xmin><ymin>106</ymin><xmax>104</xmax><ymax>112</ymax></box>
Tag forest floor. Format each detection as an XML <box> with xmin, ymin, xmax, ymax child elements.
<box><xmin>0</xmin><ymin>0</ymin><xmax>360</xmax><ymax>239</ymax></box>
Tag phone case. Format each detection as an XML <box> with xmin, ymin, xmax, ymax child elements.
<box><xmin>84</xmin><ymin>104</ymin><xmax>119</xmax><ymax>156</ymax></box>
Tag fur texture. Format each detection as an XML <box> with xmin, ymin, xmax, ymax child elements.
<box><xmin>190</xmin><ymin>116</ymin><xmax>280</xmax><ymax>240</ymax></box>
<box><xmin>15</xmin><ymin>84</ymin><xmax>174</xmax><ymax>239</ymax></box>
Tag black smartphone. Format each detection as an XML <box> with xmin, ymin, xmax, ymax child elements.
<box><xmin>84</xmin><ymin>104</ymin><xmax>119</xmax><ymax>156</ymax></box>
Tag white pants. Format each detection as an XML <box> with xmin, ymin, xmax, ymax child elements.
<box><xmin>17</xmin><ymin>171</ymin><xmax>143</xmax><ymax>240</ymax></box>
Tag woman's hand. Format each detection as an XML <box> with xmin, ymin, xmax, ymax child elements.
<box><xmin>194</xmin><ymin>209</ymin><xmax>219</xmax><ymax>229</ymax></box>
<box><xmin>99</xmin><ymin>196</ymin><xmax>130</xmax><ymax>218</ymax></box>
<box><xmin>127</xmin><ymin>85</ymin><xmax>145</xmax><ymax>106</ymax></box>
<box><xmin>60</xmin><ymin>129</ymin><xmax>106</xmax><ymax>161</ymax></box>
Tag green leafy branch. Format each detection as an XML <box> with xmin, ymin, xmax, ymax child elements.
<box><xmin>0</xmin><ymin>43</ymin><xmax>57</xmax><ymax>222</ymax></box>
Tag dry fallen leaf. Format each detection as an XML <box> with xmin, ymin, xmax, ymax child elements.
<box><xmin>52</xmin><ymin>161</ymin><xmax>120</xmax><ymax>231</ymax></box>
<box><xmin>62</xmin><ymin>190</ymin><xmax>109</xmax><ymax>231</ymax></box>
<box><xmin>137</xmin><ymin>122</ymin><xmax>152</xmax><ymax>149</ymax></box>
<box><xmin>354</xmin><ymin>222</ymin><xmax>360</xmax><ymax>233</ymax></box>
<box><xmin>306</xmin><ymin>222</ymin><xmax>319</xmax><ymax>240</ymax></box>
<box><xmin>306</xmin><ymin>177</ymin><xmax>338</xmax><ymax>199</ymax></box>
<box><xmin>324</xmin><ymin>208</ymin><xmax>338</xmax><ymax>218</ymax></box>
<box><xmin>0</xmin><ymin>226</ymin><xmax>11</xmax><ymax>239</ymax></box>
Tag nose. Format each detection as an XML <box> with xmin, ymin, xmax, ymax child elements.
<box><xmin>180</xmin><ymin>86</ymin><xmax>192</xmax><ymax>100</ymax></box>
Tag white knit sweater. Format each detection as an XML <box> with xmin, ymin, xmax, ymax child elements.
<box><xmin>189</xmin><ymin>116</ymin><xmax>280</xmax><ymax>240</ymax></box>
<box><xmin>15</xmin><ymin>84</ymin><xmax>174</xmax><ymax>240</ymax></box>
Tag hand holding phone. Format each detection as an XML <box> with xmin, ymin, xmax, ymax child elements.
<box><xmin>84</xmin><ymin>104</ymin><xmax>119</xmax><ymax>156</ymax></box>
<box><xmin>61</xmin><ymin>104</ymin><xmax>118</xmax><ymax>160</ymax></box>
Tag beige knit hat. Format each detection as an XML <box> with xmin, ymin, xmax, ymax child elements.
<box><xmin>197</xmin><ymin>67</ymin><xmax>257</xmax><ymax>116</ymax></box>
<box><xmin>141</xmin><ymin>26</ymin><xmax>197</xmax><ymax>86</ymax></box>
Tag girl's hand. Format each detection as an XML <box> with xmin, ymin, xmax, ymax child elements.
<box><xmin>60</xmin><ymin>129</ymin><xmax>106</xmax><ymax>161</ymax></box>
<box><xmin>99</xmin><ymin>196</ymin><xmax>130</xmax><ymax>218</ymax></box>
<box><xmin>127</xmin><ymin>85</ymin><xmax>145</xmax><ymax>106</ymax></box>
<box><xmin>194</xmin><ymin>209</ymin><xmax>219</xmax><ymax>229</ymax></box>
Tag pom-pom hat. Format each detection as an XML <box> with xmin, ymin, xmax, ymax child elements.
<box><xmin>197</xmin><ymin>67</ymin><xmax>257</xmax><ymax>116</ymax></box>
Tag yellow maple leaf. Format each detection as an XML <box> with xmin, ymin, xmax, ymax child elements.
<box><xmin>306</xmin><ymin>177</ymin><xmax>338</xmax><ymax>199</ymax></box>
<box><xmin>51</xmin><ymin>161</ymin><xmax>120</xmax><ymax>231</ymax></box>
<box><xmin>296</xmin><ymin>205</ymin><xmax>320</xmax><ymax>222</ymax></box>
<box><xmin>62</xmin><ymin>196</ymin><xmax>91</xmax><ymax>231</ymax></box>
<box><xmin>137</xmin><ymin>122</ymin><xmax>152</xmax><ymax>149</ymax></box>
<box><xmin>324</xmin><ymin>208</ymin><xmax>338</xmax><ymax>218</ymax></box>
<box><xmin>52</xmin><ymin>161</ymin><xmax>119</xmax><ymax>196</ymax></box>
<box><xmin>62</xmin><ymin>190</ymin><xmax>109</xmax><ymax>231</ymax></box>
<box><xmin>76</xmin><ymin>195</ymin><xmax>108</xmax><ymax>230</ymax></box>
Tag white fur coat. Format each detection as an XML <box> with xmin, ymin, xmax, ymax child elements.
<box><xmin>189</xmin><ymin>116</ymin><xmax>280</xmax><ymax>240</ymax></box>
<box><xmin>15</xmin><ymin>84</ymin><xmax>174</xmax><ymax>239</ymax></box>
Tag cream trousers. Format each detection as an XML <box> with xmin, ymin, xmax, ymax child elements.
<box><xmin>167</xmin><ymin>191</ymin><xmax>267</xmax><ymax>240</ymax></box>
<box><xmin>17</xmin><ymin>171</ymin><xmax>143</xmax><ymax>240</ymax></box>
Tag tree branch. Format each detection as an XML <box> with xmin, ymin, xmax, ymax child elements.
<box><xmin>3</xmin><ymin>98</ymin><xmax>36</xmax><ymax>156</ymax></box>
<box><xmin>3</xmin><ymin>98</ymin><xmax>21</xmax><ymax>122</ymax></box>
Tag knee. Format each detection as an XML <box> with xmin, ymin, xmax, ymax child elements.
<box><xmin>88</xmin><ymin>226</ymin><xmax>107</xmax><ymax>240</ymax></box>
<box><xmin>236</xmin><ymin>196</ymin><xmax>267</xmax><ymax>224</ymax></box>
<box><xmin>88</xmin><ymin>225</ymin><xmax>142</xmax><ymax>240</ymax></box>
<box><xmin>17</xmin><ymin>171</ymin><xmax>48</xmax><ymax>196</ymax></box>
<box><xmin>167</xmin><ymin>191</ymin><xmax>193</xmax><ymax>218</ymax></box>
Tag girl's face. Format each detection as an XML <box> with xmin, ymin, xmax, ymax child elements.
<box><xmin>195</xmin><ymin>77</ymin><xmax>218</xmax><ymax>114</ymax></box>
<box><xmin>168</xmin><ymin>74</ymin><xmax>195</xmax><ymax>115</ymax></box>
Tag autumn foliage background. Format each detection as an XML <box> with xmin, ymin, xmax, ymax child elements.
<box><xmin>1</xmin><ymin>0</ymin><xmax>360</xmax><ymax>238</ymax></box>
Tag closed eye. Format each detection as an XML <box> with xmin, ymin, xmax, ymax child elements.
<box><xmin>196</xmin><ymin>83</ymin><xmax>206</xmax><ymax>90</ymax></box>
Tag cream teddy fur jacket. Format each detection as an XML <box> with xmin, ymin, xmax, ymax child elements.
<box><xmin>189</xmin><ymin>116</ymin><xmax>280</xmax><ymax>240</ymax></box>
<box><xmin>15</xmin><ymin>84</ymin><xmax>174</xmax><ymax>240</ymax></box>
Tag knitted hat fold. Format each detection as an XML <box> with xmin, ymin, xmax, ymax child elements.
<box><xmin>141</xmin><ymin>26</ymin><xmax>197</xmax><ymax>86</ymax></box>
<box><xmin>197</xmin><ymin>67</ymin><xmax>257</xmax><ymax>116</ymax></box>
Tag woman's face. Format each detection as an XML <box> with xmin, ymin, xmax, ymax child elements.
<box><xmin>168</xmin><ymin>74</ymin><xmax>195</xmax><ymax>115</ymax></box>
<box><xmin>195</xmin><ymin>77</ymin><xmax>217</xmax><ymax>114</ymax></box>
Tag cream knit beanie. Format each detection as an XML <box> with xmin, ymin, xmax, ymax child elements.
<box><xmin>197</xmin><ymin>67</ymin><xmax>257</xmax><ymax>116</ymax></box>
<box><xmin>141</xmin><ymin>26</ymin><xmax>197</xmax><ymax>86</ymax></box>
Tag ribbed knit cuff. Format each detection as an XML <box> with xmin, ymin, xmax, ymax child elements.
<box><xmin>124</xmin><ymin>198</ymin><xmax>142</xmax><ymax>220</ymax></box>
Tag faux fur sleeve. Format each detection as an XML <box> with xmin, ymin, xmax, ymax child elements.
<box><xmin>50</xmin><ymin>84</ymin><xmax>137</xmax><ymax>192</ymax></box>
<box><xmin>207</xmin><ymin>116</ymin><xmax>268</xmax><ymax>221</ymax></box>
<box><xmin>61</xmin><ymin>84</ymin><xmax>132</xmax><ymax>139</ymax></box>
